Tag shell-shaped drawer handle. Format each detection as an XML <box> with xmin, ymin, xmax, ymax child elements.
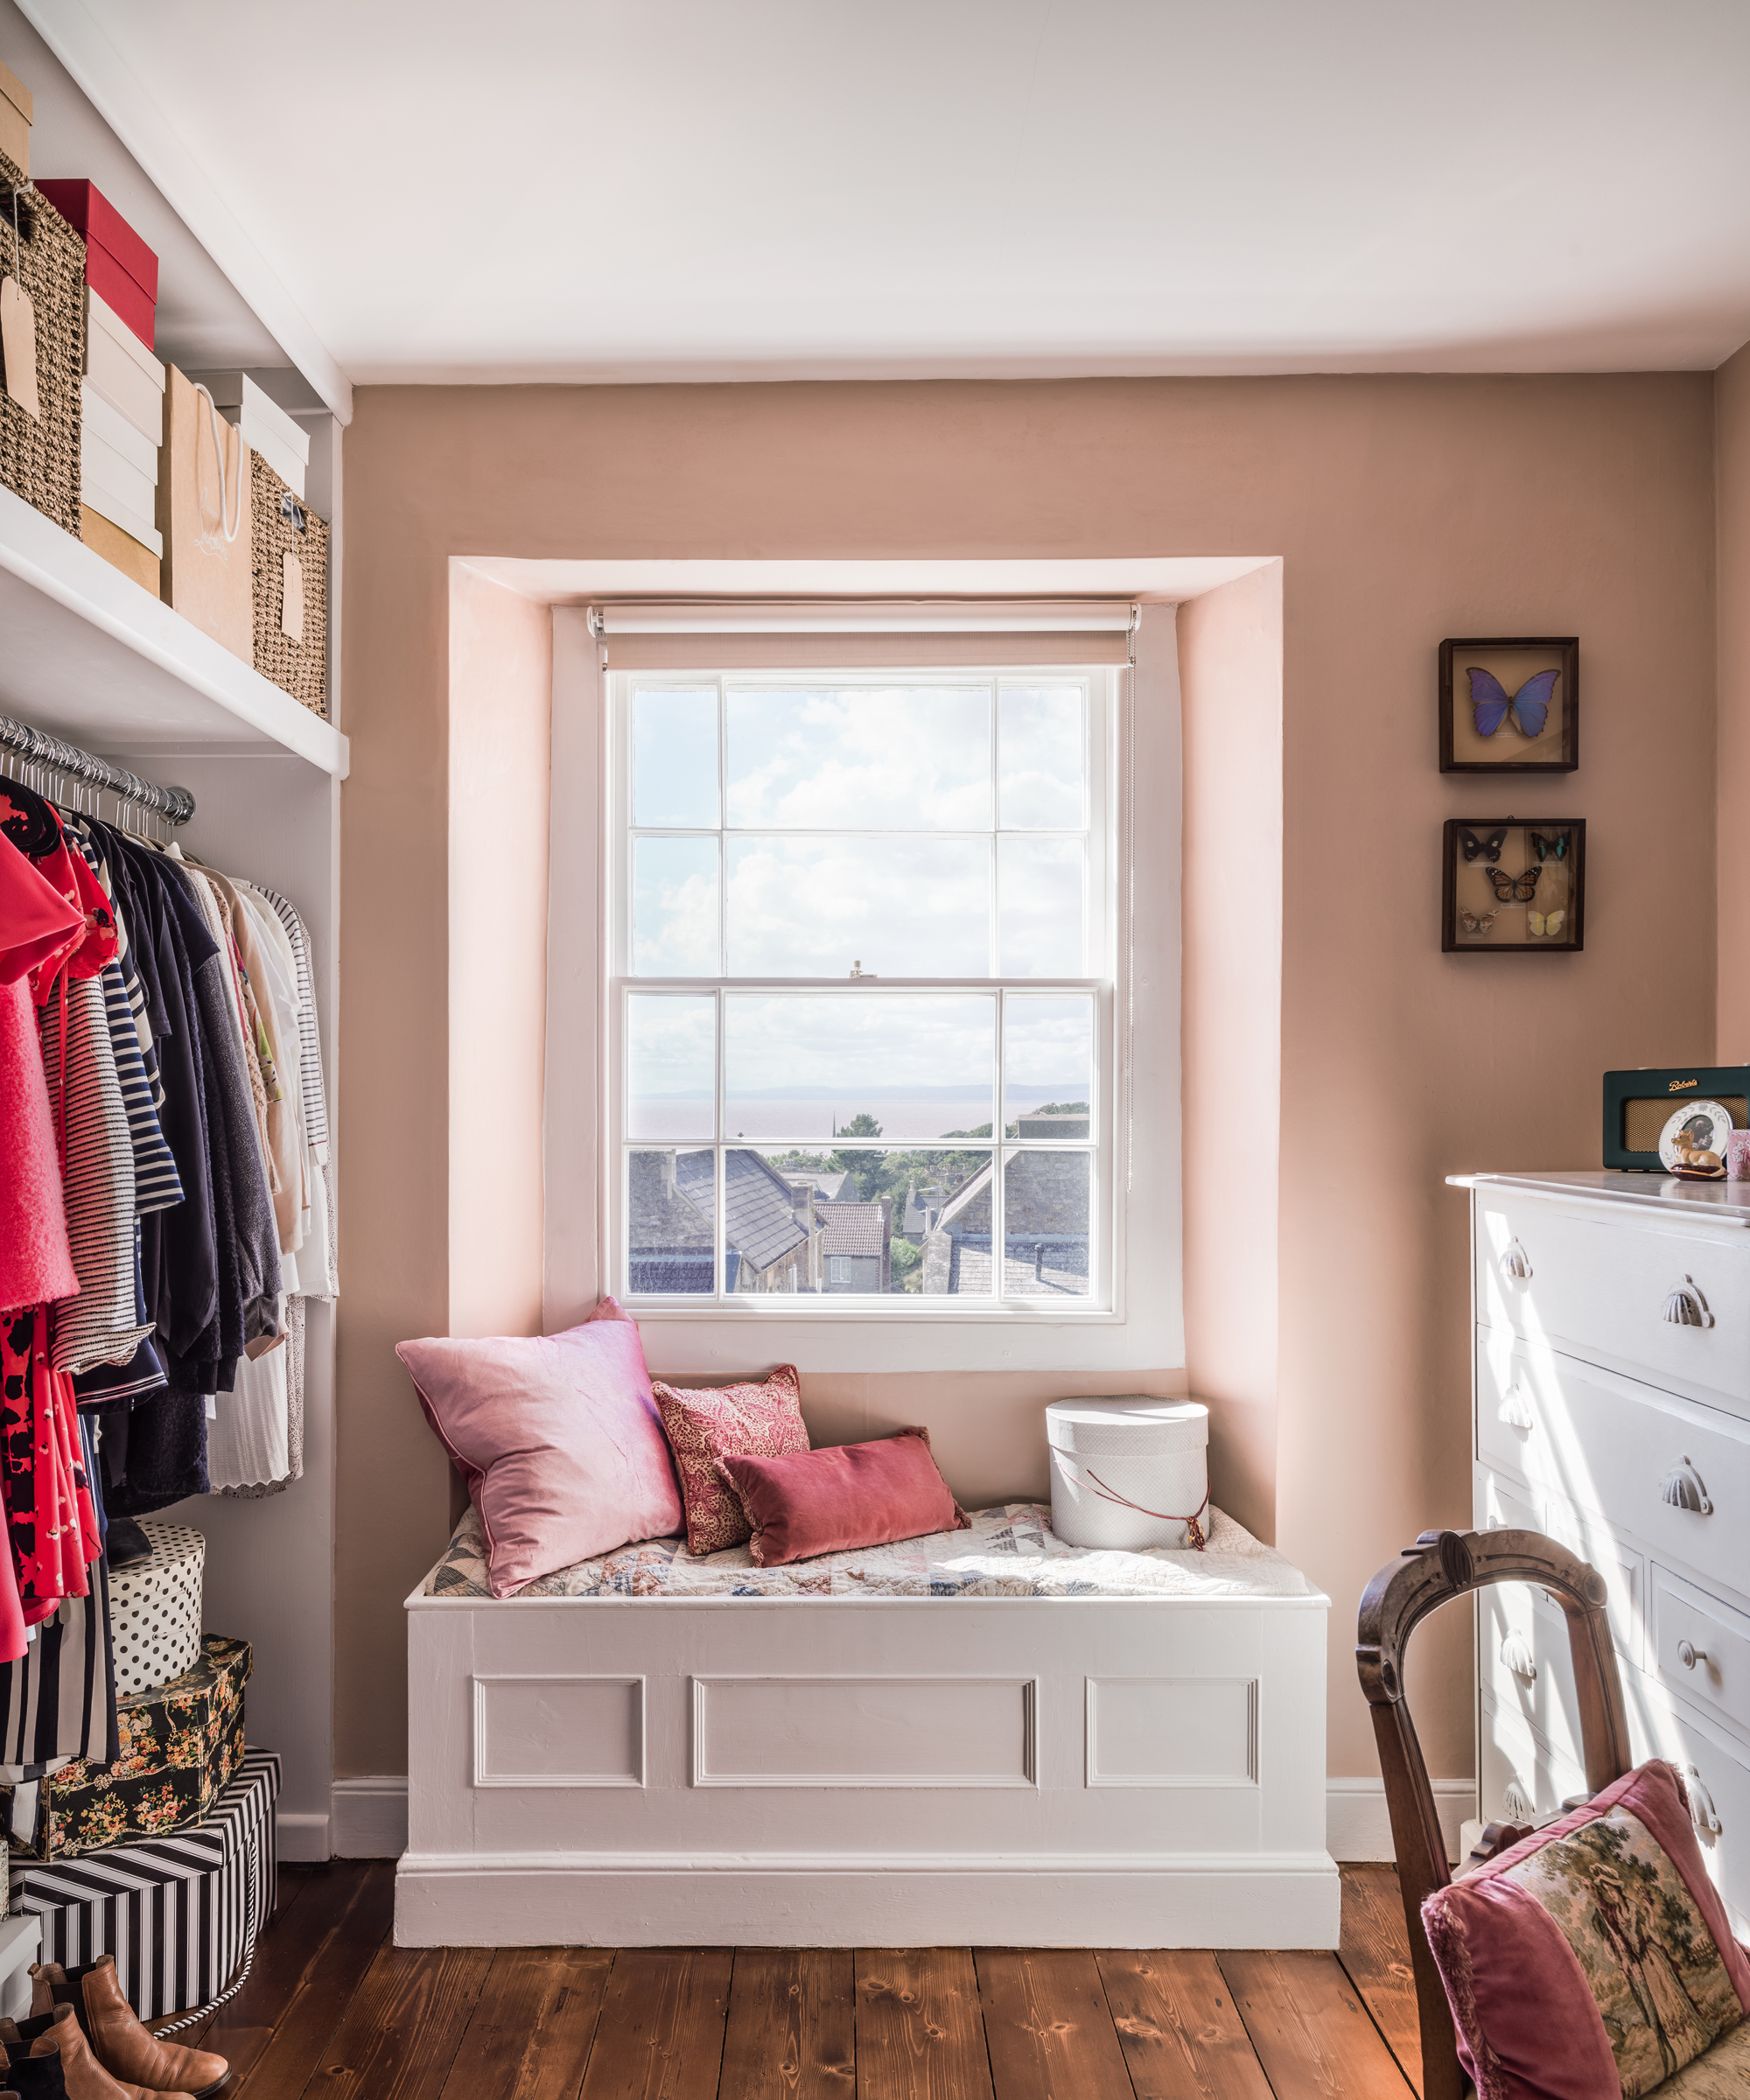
<box><xmin>1686</xmin><ymin>1765</ymin><xmax>1724</xmax><ymax>1838</ymax></box>
<box><xmin>1503</xmin><ymin>1779</ymin><xmax>1536</xmax><ymax>1823</ymax></box>
<box><xmin>1498</xmin><ymin>1239</ymin><xmax>1533</xmax><ymax>1281</ymax></box>
<box><xmin>1500</xmin><ymin>1631</ymin><xmax>1537</xmax><ymax>1682</ymax></box>
<box><xmin>1662</xmin><ymin>1457</ymin><xmax>1714</xmax><ymax>1516</ymax></box>
<box><xmin>1678</xmin><ymin>1639</ymin><xmax>1709</xmax><ymax>1672</ymax></box>
<box><xmin>1663</xmin><ymin>1276</ymin><xmax>1715</xmax><ymax>1328</ymax></box>
<box><xmin>1499</xmin><ymin>1384</ymin><xmax>1536</xmax><ymax>1431</ymax></box>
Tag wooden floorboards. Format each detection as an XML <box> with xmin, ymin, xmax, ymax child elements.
<box><xmin>193</xmin><ymin>1860</ymin><xmax>1424</xmax><ymax>2098</ymax></box>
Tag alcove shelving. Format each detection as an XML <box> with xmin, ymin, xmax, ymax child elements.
<box><xmin>0</xmin><ymin>481</ymin><xmax>348</xmax><ymax>776</ymax></box>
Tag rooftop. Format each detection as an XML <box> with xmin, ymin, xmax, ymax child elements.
<box><xmin>677</xmin><ymin>1148</ymin><xmax>809</xmax><ymax>1274</ymax></box>
<box><xmin>820</xmin><ymin>1200</ymin><xmax>889</xmax><ymax>1257</ymax></box>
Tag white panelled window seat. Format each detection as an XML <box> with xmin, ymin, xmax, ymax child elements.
<box><xmin>396</xmin><ymin>1501</ymin><xmax>1337</xmax><ymax>1950</ymax></box>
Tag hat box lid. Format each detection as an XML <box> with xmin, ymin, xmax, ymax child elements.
<box><xmin>1046</xmin><ymin>1396</ymin><xmax>1208</xmax><ymax>1458</ymax></box>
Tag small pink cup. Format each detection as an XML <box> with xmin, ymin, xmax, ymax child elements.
<box><xmin>1727</xmin><ymin>1130</ymin><xmax>1750</xmax><ymax>1182</ymax></box>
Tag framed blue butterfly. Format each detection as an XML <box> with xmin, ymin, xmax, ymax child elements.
<box><xmin>1438</xmin><ymin>640</ymin><xmax>1578</xmax><ymax>774</ymax></box>
<box><xmin>1466</xmin><ymin>667</ymin><xmax>1559</xmax><ymax>740</ymax></box>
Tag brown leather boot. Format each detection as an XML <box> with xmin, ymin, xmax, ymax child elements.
<box><xmin>12</xmin><ymin>2006</ymin><xmax>185</xmax><ymax>2100</ymax></box>
<box><xmin>25</xmin><ymin>1963</ymin><xmax>224</xmax><ymax>2097</ymax></box>
<box><xmin>10</xmin><ymin>2006</ymin><xmax>180</xmax><ymax>2100</ymax></box>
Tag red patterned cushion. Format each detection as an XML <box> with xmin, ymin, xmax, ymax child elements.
<box><xmin>1423</xmin><ymin>1760</ymin><xmax>1750</xmax><ymax>2099</ymax></box>
<box><xmin>651</xmin><ymin>1365</ymin><xmax>809</xmax><ymax>1555</ymax></box>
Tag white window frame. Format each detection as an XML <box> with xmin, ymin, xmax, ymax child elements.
<box><xmin>542</xmin><ymin>602</ymin><xmax>1184</xmax><ymax>1379</ymax></box>
<box><xmin>606</xmin><ymin>665</ymin><xmax>1116</xmax><ymax>1318</ymax></box>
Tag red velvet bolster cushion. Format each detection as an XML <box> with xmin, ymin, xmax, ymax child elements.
<box><xmin>718</xmin><ymin>1427</ymin><xmax>970</xmax><ymax>1567</ymax></box>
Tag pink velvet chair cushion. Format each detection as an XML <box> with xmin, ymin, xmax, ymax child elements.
<box><xmin>1422</xmin><ymin>1760</ymin><xmax>1750</xmax><ymax>2100</ymax></box>
<box><xmin>650</xmin><ymin>1365</ymin><xmax>809</xmax><ymax>1555</ymax></box>
<box><xmin>718</xmin><ymin>1427</ymin><xmax>970</xmax><ymax>1567</ymax></box>
<box><xmin>396</xmin><ymin>1298</ymin><xmax>682</xmax><ymax>1596</ymax></box>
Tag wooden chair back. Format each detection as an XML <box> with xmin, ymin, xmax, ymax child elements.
<box><xmin>1355</xmin><ymin>1527</ymin><xmax>1632</xmax><ymax>2100</ymax></box>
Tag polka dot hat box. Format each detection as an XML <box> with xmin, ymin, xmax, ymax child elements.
<box><xmin>108</xmin><ymin>1522</ymin><xmax>205</xmax><ymax>1696</ymax></box>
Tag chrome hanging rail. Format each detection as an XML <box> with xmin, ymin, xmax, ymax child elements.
<box><xmin>0</xmin><ymin>712</ymin><xmax>195</xmax><ymax>838</ymax></box>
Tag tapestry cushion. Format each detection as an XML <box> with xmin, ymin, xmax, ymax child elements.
<box><xmin>651</xmin><ymin>1365</ymin><xmax>809</xmax><ymax>1555</ymax></box>
<box><xmin>1422</xmin><ymin>1760</ymin><xmax>1750</xmax><ymax>2100</ymax></box>
<box><xmin>397</xmin><ymin>1306</ymin><xmax>682</xmax><ymax>1597</ymax></box>
<box><xmin>718</xmin><ymin>1426</ymin><xmax>970</xmax><ymax>1567</ymax></box>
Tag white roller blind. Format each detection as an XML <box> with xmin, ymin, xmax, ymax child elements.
<box><xmin>591</xmin><ymin>598</ymin><xmax>1138</xmax><ymax>669</ymax></box>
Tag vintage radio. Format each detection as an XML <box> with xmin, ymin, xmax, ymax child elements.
<box><xmin>1603</xmin><ymin>1065</ymin><xmax>1750</xmax><ymax>1170</ymax></box>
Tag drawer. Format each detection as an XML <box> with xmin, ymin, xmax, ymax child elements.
<box><xmin>1480</xmin><ymin>1688</ymin><xmax>1586</xmax><ymax>1826</ymax></box>
<box><xmin>1651</xmin><ymin>1566</ymin><xmax>1750</xmax><ymax>1740</ymax></box>
<box><xmin>1477</xmin><ymin>1335</ymin><xmax>1750</xmax><ymax>1608</ymax></box>
<box><xmin>1622</xmin><ymin>1662</ymin><xmax>1750</xmax><ymax>1934</ymax></box>
<box><xmin>1476</xmin><ymin>1196</ymin><xmax>1750</xmax><ymax>1418</ymax></box>
<box><xmin>1542</xmin><ymin>1491</ymin><xmax>1644</xmax><ymax>1671</ymax></box>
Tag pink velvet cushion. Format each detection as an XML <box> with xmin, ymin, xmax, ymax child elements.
<box><xmin>650</xmin><ymin>1365</ymin><xmax>809</xmax><ymax>1555</ymax></box>
<box><xmin>1422</xmin><ymin>1760</ymin><xmax>1750</xmax><ymax>2100</ymax></box>
<box><xmin>396</xmin><ymin>1300</ymin><xmax>682</xmax><ymax>1597</ymax></box>
<box><xmin>718</xmin><ymin>1427</ymin><xmax>970</xmax><ymax>1567</ymax></box>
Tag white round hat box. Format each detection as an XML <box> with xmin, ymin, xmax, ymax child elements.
<box><xmin>1046</xmin><ymin>1396</ymin><xmax>1210</xmax><ymax>1550</ymax></box>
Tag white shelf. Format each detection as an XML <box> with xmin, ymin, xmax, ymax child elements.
<box><xmin>0</xmin><ymin>485</ymin><xmax>347</xmax><ymax>778</ymax></box>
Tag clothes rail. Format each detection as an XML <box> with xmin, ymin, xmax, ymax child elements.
<box><xmin>0</xmin><ymin>713</ymin><xmax>195</xmax><ymax>840</ymax></box>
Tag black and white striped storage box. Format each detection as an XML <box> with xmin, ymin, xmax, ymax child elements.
<box><xmin>8</xmin><ymin>1748</ymin><xmax>276</xmax><ymax>2020</ymax></box>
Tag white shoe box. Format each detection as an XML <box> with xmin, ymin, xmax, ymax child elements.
<box><xmin>84</xmin><ymin>289</ymin><xmax>165</xmax><ymax>447</ymax></box>
<box><xmin>187</xmin><ymin>370</ymin><xmax>308</xmax><ymax>499</ymax></box>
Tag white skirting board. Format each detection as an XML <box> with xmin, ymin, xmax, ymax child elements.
<box><xmin>1326</xmin><ymin>1777</ymin><xmax>1476</xmax><ymax>1863</ymax></box>
<box><xmin>277</xmin><ymin>1811</ymin><xmax>332</xmax><ymax>1864</ymax></box>
<box><xmin>395</xmin><ymin>1851</ymin><xmax>1340</xmax><ymax>1950</ymax></box>
<box><xmin>334</xmin><ymin>1777</ymin><xmax>410</xmax><ymax>1858</ymax></box>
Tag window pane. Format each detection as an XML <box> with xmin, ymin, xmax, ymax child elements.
<box><xmin>755</xmin><ymin>1144</ymin><xmax>995</xmax><ymax>1295</ymax></box>
<box><xmin>725</xmin><ymin>686</ymin><xmax>992</xmax><ymax>830</ymax></box>
<box><xmin>634</xmin><ymin>836</ymin><xmax>719</xmax><ymax>976</ymax></box>
<box><xmin>628</xmin><ymin>1148</ymin><xmax>717</xmax><ymax>1294</ymax></box>
<box><xmin>1004</xmin><ymin>995</ymin><xmax>1093</xmax><ymax>1134</ymax></box>
<box><xmin>1000</xmin><ymin>686</ymin><xmax>1085</xmax><ymax>828</ymax></box>
<box><xmin>726</xmin><ymin>836</ymin><xmax>990</xmax><ymax>977</ymax></box>
<box><xmin>627</xmin><ymin>995</ymin><xmax>715</xmax><ymax>1139</ymax></box>
<box><xmin>998</xmin><ymin>836</ymin><xmax>1085</xmax><ymax>976</ymax></box>
<box><xmin>724</xmin><ymin>993</ymin><xmax>996</xmax><ymax>1142</ymax></box>
<box><xmin>634</xmin><ymin>687</ymin><xmax>718</xmax><ymax>827</ymax></box>
<box><xmin>1003</xmin><ymin>1149</ymin><xmax>1091</xmax><ymax>1297</ymax></box>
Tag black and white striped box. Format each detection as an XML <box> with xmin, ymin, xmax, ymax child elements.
<box><xmin>8</xmin><ymin>1750</ymin><xmax>277</xmax><ymax>2020</ymax></box>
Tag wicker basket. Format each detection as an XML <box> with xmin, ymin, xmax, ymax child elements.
<box><xmin>0</xmin><ymin>153</ymin><xmax>84</xmax><ymax>534</ymax></box>
<box><xmin>251</xmin><ymin>448</ymin><xmax>327</xmax><ymax>716</ymax></box>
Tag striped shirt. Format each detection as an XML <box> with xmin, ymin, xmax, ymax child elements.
<box><xmin>255</xmin><ymin>886</ymin><xmax>330</xmax><ymax>1162</ymax></box>
<box><xmin>39</xmin><ymin>977</ymin><xmax>152</xmax><ymax>1376</ymax></box>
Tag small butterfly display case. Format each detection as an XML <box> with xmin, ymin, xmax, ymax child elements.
<box><xmin>1439</xmin><ymin>636</ymin><xmax>1578</xmax><ymax>773</ymax></box>
<box><xmin>1442</xmin><ymin>817</ymin><xmax>1585</xmax><ymax>952</ymax></box>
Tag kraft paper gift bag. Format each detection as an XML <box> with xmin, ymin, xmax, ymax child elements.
<box><xmin>158</xmin><ymin>362</ymin><xmax>253</xmax><ymax>662</ymax></box>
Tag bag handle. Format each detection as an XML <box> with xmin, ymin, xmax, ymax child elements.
<box><xmin>192</xmin><ymin>382</ymin><xmax>243</xmax><ymax>543</ymax></box>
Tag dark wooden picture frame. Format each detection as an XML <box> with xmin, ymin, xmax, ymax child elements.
<box><xmin>1438</xmin><ymin>636</ymin><xmax>1578</xmax><ymax>773</ymax></box>
<box><xmin>1442</xmin><ymin>817</ymin><xmax>1586</xmax><ymax>953</ymax></box>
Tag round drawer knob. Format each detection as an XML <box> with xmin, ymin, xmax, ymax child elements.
<box><xmin>1663</xmin><ymin>1276</ymin><xmax>1715</xmax><ymax>1328</ymax></box>
<box><xmin>1678</xmin><ymin>1640</ymin><xmax>1709</xmax><ymax>1671</ymax></box>
<box><xmin>1498</xmin><ymin>1240</ymin><xmax>1533</xmax><ymax>1281</ymax></box>
<box><xmin>1662</xmin><ymin>1458</ymin><xmax>1714</xmax><ymax>1516</ymax></box>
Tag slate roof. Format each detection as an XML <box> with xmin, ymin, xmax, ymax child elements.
<box><xmin>677</xmin><ymin>1147</ymin><xmax>808</xmax><ymax>1274</ymax></box>
<box><xmin>820</xmin><ymin>1200</ymin><xmax>887</xmax><ymax>1257</ymax></box>
<box><xmin>782</xmin><ymin>1168</ymin><xmax>850</xmax><ymax>1203</ymax></box>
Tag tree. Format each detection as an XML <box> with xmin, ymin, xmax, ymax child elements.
<box><xmin>830</xmin><ymin>1112</ymin><xmax>887</xmax><ymax>1200</ymax></box>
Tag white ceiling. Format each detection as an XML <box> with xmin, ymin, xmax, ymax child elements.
<box><xmin>20</xmin><ymin>0</ymin><xmax>1750</xmax><ymax>391</ymax></box>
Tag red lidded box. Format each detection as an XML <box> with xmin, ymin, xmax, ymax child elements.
<box><xmin>32</xmin><ymin>179</ymin><xmax>158</xmax><ymax>348</ymax></box>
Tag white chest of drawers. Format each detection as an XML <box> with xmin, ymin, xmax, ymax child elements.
<box><xmin>1453</xmin><ymin>1169</ymin><xmax>1750</xmax><ymax>1931</ymax></box>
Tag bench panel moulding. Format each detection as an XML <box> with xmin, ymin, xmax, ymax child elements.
<box><xmin>401</xmin><ymin>1586</ymin><xmax>1337</xmax><ymax>1948</ymax></box>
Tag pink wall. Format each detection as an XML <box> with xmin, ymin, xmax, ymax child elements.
<box><xmin>340</xmin><ymin>373</ymin><xmax>1717</xmax><ymax>1782</ymax></box>
<box><xmin>1180</xmin><ymin>564</ymin><xmax>1284</xmax><ymax>1544</ymax></box>
<box><xmin>1719</xmin><ymin>343</ymin><xmax>1750</xmax><ymax>1059</ymax></box>
<box><xmin>447</xmin><ymin>564</ymin><xmax>552</xmax><ymax>1344</ymax></box>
